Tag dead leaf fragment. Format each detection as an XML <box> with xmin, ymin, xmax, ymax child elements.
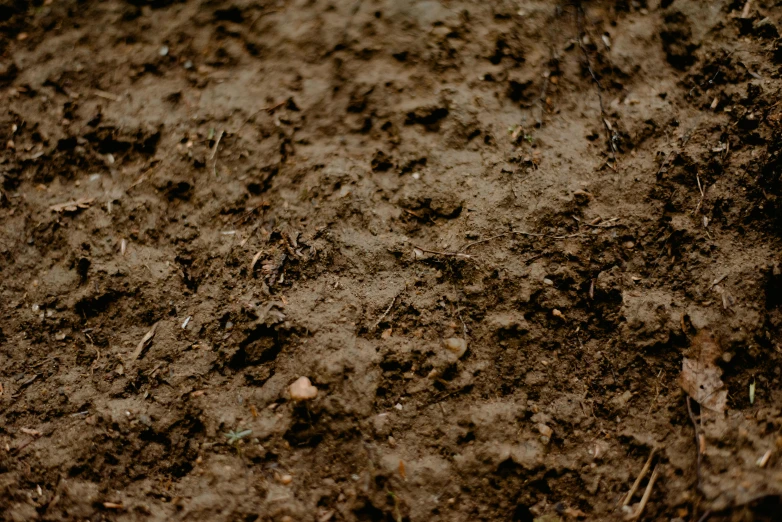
<box><xmin>129</xmin><ymin>322</ymin><xmax>159</xmax><ymax>362</ymax></box>
<box><xmin>250</xmin><ymin>250</ymin><xmax>263</xmax><ymax>270</ymax></box>
<box><xmin>680</xmin><ymin>330</ymin><xmax>727</xmax><ymax>413</ymax></box>
<box><xmin>50</xmin><ymin>197</ymin><xmax>95</xmax><ymax>213</ymax></box>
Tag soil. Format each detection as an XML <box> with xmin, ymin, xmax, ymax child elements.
<box><xmin>3</xmin><ymin>0</ymin><xmax>782</xmax><ymax>521</ymax></box>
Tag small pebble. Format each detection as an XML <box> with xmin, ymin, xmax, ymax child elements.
<box><xmin>543</xmin><ymin>278</ymin><xmax>554</xmax><ymax>286</ymax></box>
<box><xmin>279</xmin><ymin>474</ymin><xmax>293</xmax><ymax>485</ymax></box>
<box><xmin>159</xmin><ymin>45</ymin><xmax>169</xmax><ymax>56</ymax></box>
<box><xmin>443</xmin><ymin>337</ymin><xmax>468</xmax><ymax>358</ymax></box>
<box><xmin>536</xmin><ymin>423</ymin><xmax>553</xmax><ymax>438</ymax></box>
<box><xmin>289</xmin><ymin>376</ymin><xmax>318</xmax><ymax>401</ymax></box>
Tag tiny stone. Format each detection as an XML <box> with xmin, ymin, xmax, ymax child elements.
<box><xmin>543</xmin><ymin>278</ymin><xmax>554</xmax><ymax>286</ymax></box>
<box><xmin>443</xmin><ymin>337</ymin><xmax>468</xmax><ymax>358</ymax></box>
<box><xmin>536</xmin><ymin>423</ymin><xmax>553</xmax><ymax>438</ymax></box>
<box><xmin>159</xmin><ymin>45</ymin><xmax>169</xmax><ymax>56</ymax></box>
<box><xmin>289</xmin><ymin>376</ymin><xmax>318</xmax><ymax>401</ymax></box>
<box><xmin>279</xmin><ymin>474</ymin><xmax>293</xmax><ymax>485</ymax></box>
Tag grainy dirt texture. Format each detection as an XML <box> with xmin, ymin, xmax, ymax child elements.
<box><xmin>3</xmin><ymin>1</ymin><xmax>782</xmax><ymax>520</ymax></box>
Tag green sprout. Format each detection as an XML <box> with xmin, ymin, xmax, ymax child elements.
<box><xmin>386</xmin><ymin>491</ymin><xmax>403</xmax><ymax>522</ymax></box>
<box><xmin>224</xmin><ymin>429</ymin><xmax>252</xmax><ymax>444</ymax></box>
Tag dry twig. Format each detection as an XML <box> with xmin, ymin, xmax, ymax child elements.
<box><xmin>692</xmin><ymin>174</ymin><xmax>705</xmax><ymax>215</ymax></box>
<box><xmin>413</xmin><ymin>246</ymin><xmax>474</xmax><ymax>260</ymax></box>
<box><xmin>625</xmin><ymin>464</ymin><xmax>660</xmax><ymax>521</ymax></box>
<box><xmin>623</xmin><ymin>449</ymin><xmax>657</xmax><ymax>507</ymax></box>
<box><xmin>209</xmin><ymin>130</ymin><xmax>224</xmax><ymax>161</ymax></box>
<box><xmin>687</xmin><ymin>396</ymin><xmax>704</xmax><ymax>492</ymax></box>
<box><xmin>373</xmin><ymin>291</ymin><xmax>402</xmax><ymax>331</ymax></box>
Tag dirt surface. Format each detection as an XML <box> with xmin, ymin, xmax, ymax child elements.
<box><xmin>3</xmin><ymin>0</ymin><xmax>782</xmax><ymax>520</ymax></box>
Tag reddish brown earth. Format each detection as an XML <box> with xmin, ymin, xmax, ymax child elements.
<box><xmin>3</xmin><ymin>1</ymin><xmax>782</xmax><ymax>521</ymax></box>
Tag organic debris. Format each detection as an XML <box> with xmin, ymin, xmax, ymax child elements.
<box><xmin>128</xmin><ymin>322</ymin><xmax>159</xmax><ymax>362</ymax></box>
<box><xmin>49</xmin><ymin>197</ymin><xmax>95</xmax><ymax>213</ymax></box>
<box><xmin>680</xmin><ymin>330</ymin><xmax>727</xmax><ymax>413</ymax></box>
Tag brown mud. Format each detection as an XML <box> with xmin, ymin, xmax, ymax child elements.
<box><xmin>2</xmin><ymin>0</ymin><xmax>782</xmax><ymax>520</ymax></box>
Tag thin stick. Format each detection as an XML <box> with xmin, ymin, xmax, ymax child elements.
<box><xmin>686</xmin><ymin>396</ymin><xmax>703</xmax><ymax>491</ymax></box>
<box><xmin>413</xmin><ymin>246</ymin><xmax>474</xmax><ymax>260</ymax></box>
<box><xmin>626</xmin><ymin>464</ymin><xmax>659</xmax><ymax>521</ymax></box>
<box><xmin>209</xmin><ymin>130</ymin><xmax>224</xmax><ymax>160</ymax></box>
<box><xmin>692</xmin><ymin>174</ymin><xmax>705</xmax><ymax>215</ymax></box>
<box><xmin>373</xmin><ymin>292</ymin><xmax>400</xmax><ymax>330</ymax></box>
<box><xmin>696</xmin><ymin>510</ymin><xmax>712</xmax><ymax>522</ymax></box>
<box><xmin>623</xmin><ymin>449</ymin><xmax>657</xmax><ymax>507</ymax></box>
